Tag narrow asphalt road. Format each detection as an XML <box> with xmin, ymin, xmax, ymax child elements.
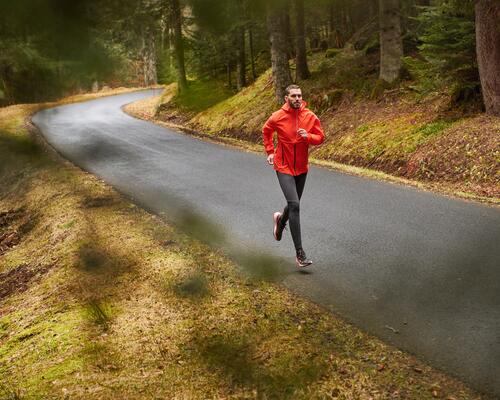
<box><xmin>33</xmin><ymin>90</ymin><xmax>500</xmax><ymax>396</ymax></box>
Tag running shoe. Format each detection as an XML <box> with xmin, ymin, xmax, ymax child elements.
<box><xmin>296</xmin><ymin>248</ymin><xmax>313</xmax><ymax>267</ymax></box>
<box><xmin>273</xmin><ymin>212</ymin><xmax>284</xmax><ymax>241</ymax></box>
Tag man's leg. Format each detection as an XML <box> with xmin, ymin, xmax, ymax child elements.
<box><xmin>295</xmin><ymin>172</ymin><xmax>307</xmax><ymax>200</ymax></box>
<box><xmin>278</xmin><ymin>172</ymin><xmax>307</xmax><ymax>230</ymax></box>
<box><xmin>276</xmin><ymin>171</ymin><xmax>304</xmax><ymax>251</ymax></box>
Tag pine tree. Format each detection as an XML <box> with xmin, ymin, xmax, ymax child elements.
<box><xmin>411</xmin><ymin>1</ymin><xmax>478</xmax><ymax>99</ymax></box>
<box><xmin>294</xmin><ymin>0</ymin><xmax>310</xmax><ymax>80</ymax></box>
<box><xmin>171</xmin><ymin>0</ymin><xmax>188</xmax><ymax>92</ymax></box>
<box><xmin>267</xmin><ymin>0</ymin><xmax>292</xmax><ymax>103</ymax></box>
<box><xmin>379</xmin><ymin>0</ymin><xmax>403</xmax><ymax>83</ymax></box>
<box><xmin>475</xmin><ymin>0</ymin><xmax>500</xmax><ymax>116</ymax></box>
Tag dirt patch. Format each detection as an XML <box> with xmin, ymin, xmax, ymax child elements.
<box><xmin>0</xmin><ymin>231</ymin><xmax>21</xmax><ymax>255</ymax></box>
<box><xmin>0</xmin><ymin>208</ymin><xmax>37</xmax><ymax>256</ymax></box>
<box><xmin>81</xmin><ymin>196</ymin><xmax>119</xmax><ymax>208</ymax></box>
<box><xmin>216</xmin><ymin>127</ymin><xmax>262</xmax><ymax>144</ymax></box>
<box><xmin>0</xmin><ymin>209</ymin><xmax>24</xmax><ymax>229</ymax></box>
<box><xmin>155</xmin><ymin>103</ymin><xmax>192</xmax><ymax>125</ymax></box>
<box><xmin>0</xmin><ymin>262</ymin><xmax>54</xmax><ymax>301</ymax></box>
<box><xmin>0</xmin><ymin>209</ymin><xmax>24</xmax><ymax>256</ymax></box>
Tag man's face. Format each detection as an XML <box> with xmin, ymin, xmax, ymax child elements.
<box><xmin>285</xmin><ymin>88</ymin><xmax>302</xmax><ymax>109</ymax></box>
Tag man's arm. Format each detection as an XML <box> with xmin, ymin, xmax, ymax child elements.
<box><xmin>306</xmin><ymin>116</ymin><xmax>325</xmax><ymax>145</ymax></box>
<box><xmin>262</xmin><ymin>115</ymin><xmax>276</xmax><ymax>155</ymax></box>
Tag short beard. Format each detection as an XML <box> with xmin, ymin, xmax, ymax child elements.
<box><xmin>288</xmin><ymin>100</ymin><xmax>301</xmax><ymax>109</ymax></box>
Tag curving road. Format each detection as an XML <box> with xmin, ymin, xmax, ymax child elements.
<box><xmin>33</xmin><ymin>90</ymin><xmax>500</xmax><ymax>396</ymax></box>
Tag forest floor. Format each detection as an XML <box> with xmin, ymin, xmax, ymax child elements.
<box><xmin>0</xmin><ymin>92</ymin><xmax>492</xmax><ymax>398</ymax></box>
<box><xmin>131</xmin><ymin>50</ymin><xmax>499</xmax><ymax>205</ymax></box>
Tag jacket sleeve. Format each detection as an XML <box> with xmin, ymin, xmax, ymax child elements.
<box><xmin>262</xmin><ymin>115</ymin><xmax>276</xmax><ymax>155</ymax></box>
<box><xmin>306</xmin><ymin>116</ymin><xmax>325</xmax><ymax>146</ymax></box>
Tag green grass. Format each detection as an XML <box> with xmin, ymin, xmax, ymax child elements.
<box><xmin>323</xmin><ymin>116</ymin><xmax>454</xmax><ymax>166</ymax></box>
<box><xmin>411</xmin><ymin>120</ymin><xmax>452</xmax><ymax>140</ymax></box>
<box><xmin>172</xmin><ymin>79</ymin><xmax>235</xmax><ymax>113</ymax></box>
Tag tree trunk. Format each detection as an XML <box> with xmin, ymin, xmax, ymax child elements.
<box><xmin>328</xmin><ymin>2</ymin><xmax>335</xmax><ymax>47</ymax></box>
<box><xmin>248</xmin><ymin>24</ymin><xmax>257</xmax><ymax>81</ymax></box>
<box><xmin>476</xmin><ymin>0</ymin><xmax>500</xmax><ymax>116</ymax></box>
<box><xmin>142</xmin><ymin>28</ymin><xmax>158</xmax><ymax>86</ymax></box>
<box><xmin>227</xmin><ymin>63</ymin><xmax>232</xmax><ymax>88</ymax></box>
<box><xmin>294</xmin><ymin>0</ymin><xmax>310</xmax><ymax>80</ymax></box>
<box><xmin>171</xmin><ymin>0</ymin><xmax>188</xmax><ymax>92</ymax></box>
<box><xmin>1</xmin><ymin>75</ymin><xmax>10</xmax><ymax>105</ymax></box>
<box><xmin>379</xmin><ymin>0</ymin><xmax>403</xmax><ymax>83</ymax></box>
<box><xmin>168</xmin><ymin>26</ymin><xmax>174</xmax><ymax>73</ymax></box>
<box><xmin>345</xmin><ymin>3</ymin><xmax>352</xmax><ymax>37</ymax></box>
<box><xmin>236</xmin><ymin>25</ymin><xmax>246</xmax><ymax>90</ymax></box>
<box><xmin>285</xmin><ymin>7</ymin><xmax>295</xmax><ymax>59</ymax></box>
<box><xmin>160</xmin><ymin>15</ymin><xmax>166</xmax><ymax>53</ymax></box>
<box><xmin>267</xmin><ymin>1</ymin><xmax>293</xmax><ymax>103</ymax></box>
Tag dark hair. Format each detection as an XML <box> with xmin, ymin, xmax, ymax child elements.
<box><xmin>285</xmin><ymin>84</ymin><xmax>301</xmax><ymax>95</ymax></box>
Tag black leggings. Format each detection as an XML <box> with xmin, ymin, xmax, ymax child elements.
<box><xmin>276</xmin><ymin>171</ymin><xmax>307</xmax><ymax>251</ymax></box>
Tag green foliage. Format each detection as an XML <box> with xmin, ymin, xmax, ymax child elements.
<box><xmin>325</xmin><ymin>48</ymin><xmax>343</xmax><ymax>58</ymax></box>
<box><xmin>171</xmin><ymin>80</ymin><xmax>235</xmax><ymax>113</ymax></box>
<box><xmin>84</xmin><ymin>299</ymin><xmax>113</xmax><ymax>328</ymax></box>
<box><xmin>411</xmin><ymin>120</ymin><xmax>451</xmax><ymax>140</ymax></box>
<box><xmin>312</xmin><ymin>50</ymin><xmax>378</xmax><ymax>98</ymax></box>
<box><xmin>186</xmin><ymin>0</ymin><xmax>269</xmax><ymax>85</ymax></box>
<box><xmin>406</xmin><ymin>2</ymin><xmax>479</xmax><ymax>98</ymax></box>
<box><xmin>0</xmin><ymin>0</ymin><xmax>133</xmax><ymax>105</ymax></box>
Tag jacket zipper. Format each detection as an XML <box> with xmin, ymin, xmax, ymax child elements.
<box><xmin>294</xmin><ymin>144</ymin><xmax>296</xmax><ymax>173</ymax></box>
<box><xmin>294</xmin><ymin>108</ymin><xmax>299</xmax><ymax>174</ymax></box>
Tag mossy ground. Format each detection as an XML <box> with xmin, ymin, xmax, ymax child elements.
<box><xmin>0</xmin><ymin>91</ymin><xmax>489</xmax><ymax>399</ymax></box>
<box><xmin>149</xmin><ymin>50</ymin><xmax>499</xmax><ymax>202</ymax></box>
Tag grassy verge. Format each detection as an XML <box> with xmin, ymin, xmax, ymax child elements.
<box><xmin>0</xmin><ymin>92</ymin><xmax>489</xmax><ymax>399</ymax></box>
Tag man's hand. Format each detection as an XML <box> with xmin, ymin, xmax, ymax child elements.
<box><xmin>267</xmin><ymin>153</ymin><xmax>274</xmax><ymax>165</ymax></box>
<box><xmin>297</xmin><ymin>128</ymin><xmax>308</xmax><ymax>139</ymax></box>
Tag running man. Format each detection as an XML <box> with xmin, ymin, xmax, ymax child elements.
<box><xmin>262</xmin><ymin>84</ymin><xmax>325</xmax><ymax>267</ymax></box>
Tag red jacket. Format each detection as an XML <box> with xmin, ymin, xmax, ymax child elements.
<box><xmin>262</xmin><ymin>101</ymin><xmax>325</xmax><ymax>176</ymax></box>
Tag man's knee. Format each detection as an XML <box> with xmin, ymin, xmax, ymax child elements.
<box><xmin>287</xmin><ymin>200</ymin><xmax>300</xmax><ymax>213</ymax></box>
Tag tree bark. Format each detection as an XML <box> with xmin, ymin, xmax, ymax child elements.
<box><xmin>328</xmin><ymin>2</ymin><xmax>335</xmax><ymax>47</ymax></box>
<box><xmin>163</xmin><ymin>19</ymin><xmax>172</xmax><ymax>79</ymax></box>
<box><xmin>236</xmin><ymin>25</ymin><xmax>246</xmax><ymax>90</ymax></box>
<box><xmin>379</xmin><ymin>0</ymin><xmax>403</xmax><ymax>83</ymax></box>
<box><xmin>171</xmin><ymin>0</ymin><xmax>188</xmax><ymax>92</ymax></box>
<box><xmin>248</xmin><ymin>24</ymin><xmax>257</xmax><ymax>81</ymax></box>
<box><xmin>227</xmin><ymin>63</ymin><xmax>232</xmax><ymax>88</ymax></box>
<box><xmin>267</xmin><ymin>0</ymin><xmax>292</xmax><ymax>103</ymax></box>
<box><xmin>294</xmin><ymin>0</ymin><xmax>310</xmax><ymax>80</ymax></box>
<box><xmin>142</xmin><ymin>27</ymin><xmax>158</xmax><ymax>86</ymax></box>
<box><xmin>285</xmin><ymin>7</ymin><xmax>295</xmax><ymax>59</ymax></box>
<box><xmin>475</xmin><ymin>0</ymin><xmax>500</xmax><ymax>116</ymax></box>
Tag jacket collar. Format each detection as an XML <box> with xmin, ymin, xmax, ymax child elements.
<box><xmin>281</xmin><ymin>100</ymin><xmax>307</xmax><ymax>113</ymax></box>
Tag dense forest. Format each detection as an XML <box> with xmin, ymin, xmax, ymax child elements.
<box><xmin>1</xmin><ymin>0</ymin><xmax>498</xmax><ymax>116</ymax></box>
